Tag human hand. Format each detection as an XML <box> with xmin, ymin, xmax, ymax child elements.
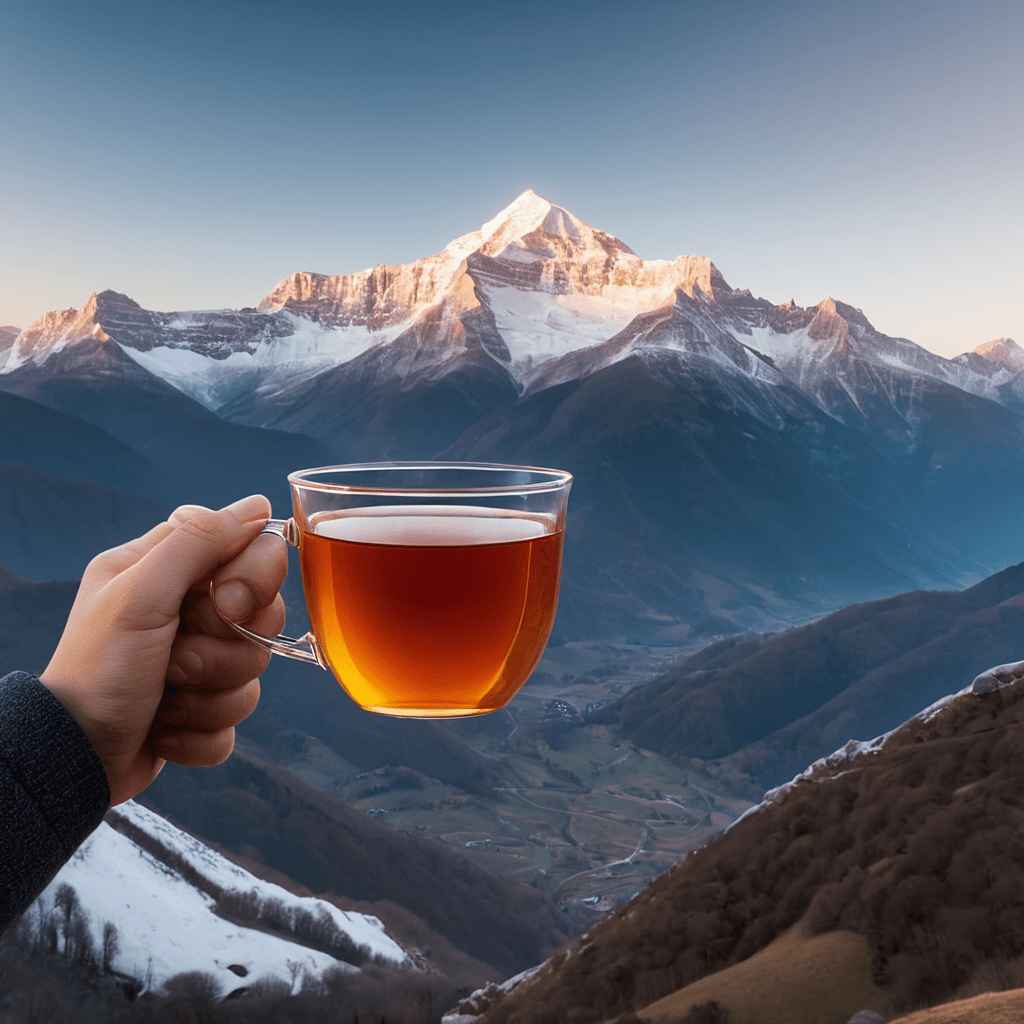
<box><xmin>40</xmin><ymin>495</ymin><xmax>287</xmax><ymax>805</ymax></box>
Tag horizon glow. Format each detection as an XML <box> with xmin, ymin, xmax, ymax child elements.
<box><xmin>1</xmin><ymin>0</ymin><xmax>1021</xmax><ymax>357</ymax></box>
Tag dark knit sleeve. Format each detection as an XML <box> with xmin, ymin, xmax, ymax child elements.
<box><xmin>0</xmin><ymin>671</ymin><xmax>110</xmax><ymax>929</ymax></box>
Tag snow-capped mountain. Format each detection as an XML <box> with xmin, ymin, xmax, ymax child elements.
<box><xmin>28</xmin><ymin>800</ymin><xmax>406</xmax><ymax>996</ymax></box>
<box><xmin>953</xmin><ymin>337</ymin><xmax>1024</xmax><ymax>412</ymax></box>
<box><xmin>4</xmin><ymin>191</ymin><xmax>1015</xmax><ymax>428</ymax></box>
<box><xmin>4</xmin><ymin>191</ymin><xmax>1023</xmax><ymax>640</ymax></box>
<box><xmin>5</xmin><ymin>190</ymin><xmax>1015</xmax><ymax>428</ymax></box>
<box><xmin>968</xmin><ymin>337</ymin><xmax>1024</xmax><ymax>374</ymax></box>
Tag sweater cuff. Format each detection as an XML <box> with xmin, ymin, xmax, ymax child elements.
<box><xmin>0</xmin><ymin>671</ymin><xmax>110</xmax><ymax>922</ymax></box>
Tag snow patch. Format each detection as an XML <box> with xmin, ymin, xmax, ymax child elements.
<box><xmin>123</xmin><ymin>313</ymin><xmax>402</xmax><ymax>409</ymax></box>
<box><xmin>441</xmin><ymin>963</ymin><xmax>542</xmax><ymax>1024</ymax></box>
<box><xmin>484</xmin><ymin>283</ymin><xmax>672</xmax><ymax>375</ymax></box>
<box><xmin>32</xmin><ymin>800</ymin><xmax>406</xmax><ymax>995</ymax></box>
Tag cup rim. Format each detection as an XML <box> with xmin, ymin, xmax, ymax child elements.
<box><xmin>288</xmin><ymin>461</ymin><xmax>574</xmax><ymax>496</ymax></box>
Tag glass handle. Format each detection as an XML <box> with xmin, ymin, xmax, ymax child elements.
<box><xmin>210</xmin><ymin>517</ymin><xmax>324</xmax><ymax>668</ymax></box>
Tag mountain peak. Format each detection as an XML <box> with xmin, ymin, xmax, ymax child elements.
<box><xmin>811</xmin><ymin>296</ymin><xmax>874</xmax><ymax>332</ymax></box>
<box><xmin>974</xmin><ymin>336</ymin><xmax>1024</xmax><ymax>372</ymax></box>
<box><xmin>496</xmin><ymin>187</ymin><xmax>550</xmax><ymax>214</ymax></box>
<box><xmin>82</xmin><ymin>289</ymin><xmax>143</xmax><ymax>316</ymax></box>
<box><xmin>816</xmin><ymin>296</ymin><xmax>864</xmax><ymax>319</ymax></box>
<box><xmin>478</xmin><ymin>189</ymin><xmax>561</xmax><ymax>241</ymax></box>
<box><xmin>456</xmin><ymin>191</ymin><xmax>635</xmax><ymax>263</ymax></box>
<box><xmin>4</xmin><ymin>289</ymin><xmax>150</xmax><ymax>369</ymax></box>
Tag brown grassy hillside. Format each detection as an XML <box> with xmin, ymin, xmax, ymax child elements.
<box><xmin>479</xmin><ymin>662</ymin><xmax>1024</xmax><ymax>1023</ymax></box>
<box><xmin>641</xmin><ymin>928</ymin><xmax>885</xmax><ymax>1024</ymax></box>
<box><xmin>893</xmin><ymin>987</ymin><xmax>1024</xmax><ymax>1023</ymax></box>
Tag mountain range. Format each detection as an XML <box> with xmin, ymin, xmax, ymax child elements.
<box><xmin>2</xmin><ymin>192</ymin><xmax>1022</xmax><ymax>639</ymax></box>
<box><xmin>7</xmin><ymin>193</ymin><xmax>1021</xmax><ymax>424</ymax></box>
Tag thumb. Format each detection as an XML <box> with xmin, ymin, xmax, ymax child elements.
<box><xmin>125</xmin><ymin>495</ymin><xmax>271</xmax><ymax>618</ymax></box>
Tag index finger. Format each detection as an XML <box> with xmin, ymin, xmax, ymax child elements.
<box><xmin>125</xmin><ymin>496</ymin><xmax>271</xmax><ymax>621</ymax></box>
<box><xmin>210</xmin><ymin>531</ymin><xmax>289</xmax><ymax>624</ymax></box>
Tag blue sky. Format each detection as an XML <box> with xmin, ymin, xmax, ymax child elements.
<box><xmin>1</xmin><ymin>0</ymin><xmax>1020</xmax><ymax>355</ymax></box>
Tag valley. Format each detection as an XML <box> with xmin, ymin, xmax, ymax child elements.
<box><xmin>263</xmin><ymin>634</ymin><xmax>747</xmax><ymax>924</ymax></box>
<box><xmin>327</xmin><ymin>716</ymin><xmax>744</xmax><ymax>921</ymax></box>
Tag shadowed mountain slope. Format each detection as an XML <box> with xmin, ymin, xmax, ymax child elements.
<box><xmin>0</xmin><ymin>569</ymin><xmax>76</xmax><ymax>675</ymax></box>
<box><xmin>613</xmin><ymin>562</ymin><xmax>1024</xmax><ymax>790</ymax></box>
<box><xmin>450</xmin><ymin>346</ymin><xmax>977</xmax><ymax>640</ymax></box>
<box><xmin>0</xmin><ymin>389</ymin><xmax>161</xmax><ymax>577</ymax></box>
<box><xmin>0</xmin><ymin>337</ymin><xmax>329</xmax><ymax>510</ymax></box>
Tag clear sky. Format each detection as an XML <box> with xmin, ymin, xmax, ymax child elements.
<box><xmin>1</xmin><ymin>0</ymin><xmax>1020</xmax><ymax>356</ymax></box>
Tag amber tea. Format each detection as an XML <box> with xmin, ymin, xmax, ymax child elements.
<box><xmin>300</xmin><ymin>506</ymin><xmax>564</xmax><ymax>716</ymax></box>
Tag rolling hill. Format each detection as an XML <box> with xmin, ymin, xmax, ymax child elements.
<box><xmin>613</xmin><ymin>562</ymin><xmax>1024</xmax><ymax>791</ymax></box>
<box><xmin>893</xmin><ymin>988</ymin><xmax>1024</xmax><ymax>1023</ymax></box>
<box><xmin>465</xmin><ymin>660</ymin><xmax>1024</xmax><ymax>1024</ymax></box>
<box><xmin>0</xmin><ymin>569</ymin><xmax>76</xmax><ymax>674</ymax></box>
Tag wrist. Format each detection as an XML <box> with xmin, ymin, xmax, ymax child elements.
<box><xmin>39</xmin><ymin>668</ymin><xmax>112</xmax><ymax>788</ymax></box>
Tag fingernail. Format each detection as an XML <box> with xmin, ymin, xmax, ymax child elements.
<box><xmin>224</xmin><ymin>494</ymin><xmax>269</xmax><ymax>523</ymax></box>
<box><xmin>215</xmin><ymin>579</ymin><xmax>256</xmax><ymax>621</ymax></box>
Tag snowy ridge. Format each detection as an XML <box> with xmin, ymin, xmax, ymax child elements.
<box><xmin>30</xmin><ymin>800</ymin><xmax>406</xmax><ymax>995</ymax></box>
<box><xmin>121</xmin><ymin>312</ymin><xmax>402</xmax><ymax>408</ymax></box>
<box><xmin>3</xmin><ymin>192</ymin><xmax>1017</xmax><ymax>425</ymax></box>
<box><xmin>441</xmin><ymin>963</ymin><xmax>542</xmax><ymax>1023</ymax></box>
<box><xmin>727</xmin><ymin>659</ymin><xmax>1024</xmax><ymax>832</ymax></box>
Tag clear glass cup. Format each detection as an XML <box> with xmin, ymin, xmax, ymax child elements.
<box><xmin>218</xmin><ymin>462</ymin><xmax>572</xmax><ymax>718</ymax></box>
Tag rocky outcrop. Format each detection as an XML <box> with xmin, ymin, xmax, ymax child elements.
<box><xmin>9</xmin><ymin>289</ymin><xmax>291</xmax><ymax>365</ymax></box>
<box><xmin>974</xmin><ymin>337</ymin><xmax>1024</xmax><ymax>372</ymax></box>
